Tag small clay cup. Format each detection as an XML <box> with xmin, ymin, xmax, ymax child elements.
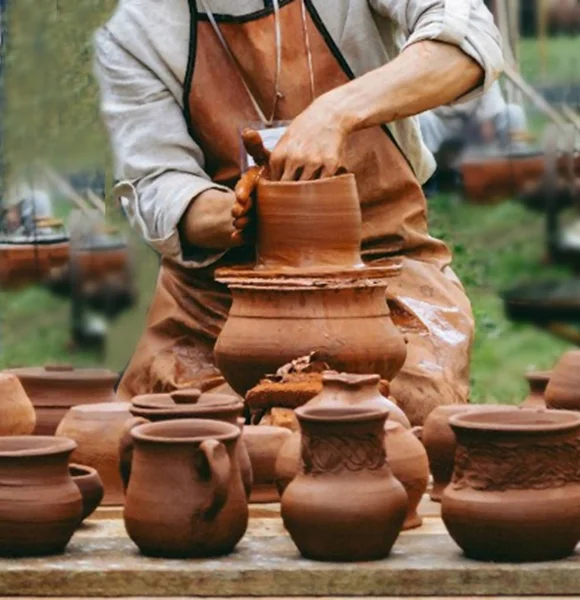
<box><xmin>546</xmin><ymin>351</ymin><xmax>580</xmax><ymax>410</ymax></box>
<box><xmin>124</xmin><ymin>419</ymin><xmax>249</xmax><ymax>558</ymax></box>
<box><xmin>70</xmin><ymin>463</ymin><xmax>104</xmax><ymax>521</ymax></box>
<box><xmin>442</xmin><ymin>408</ymin><xmax>580</xmax><ymax>562</ymax></box>
<box><xmin>0</xmin><ymin>436</ymin><xmax>83</xmax><ymax>556</ymax></box>
<box><xmin>521</xmin><ymin>370</ymin><xmax>551</xmax><ymax>408</ymax></box>
<box><xmin>0</xmin><ymin>372</ymin><xmax>36</xmax><ymax>435</ymax></box>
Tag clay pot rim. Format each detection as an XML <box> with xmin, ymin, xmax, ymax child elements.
<box><xmin>69</xmin><ymin>463</ymin><xmax>99</xmax><ymax>480</ymax></box>
<box><xmin>449</xmin><ymin>408</ymin><xmax>580</xmax><ymax>433</ymax></box>
<box><xmin>131</xmin><ymin>418</ymin><xmax>241</xmax><ymax>444</ymax></box>
<box><xmin>6</xmin><ymin>366</ymin><xmax>119</xmax><ymax>383</ymax></box>
<box><xmin>295</xmin><ymin>405</ymin><xmax>389</xmax><ymax>424</ymax></box>
<box><xmin>524</xmin><ymin>370</ymin><xmax>553</xmax><ymax>382</ymax></box>
<box><xmin>130</xmin><ymin>401</ymin><xmax>244</xmax><ymax>418</ymax></box>
<box><xmin>68</xmin><ymin>402</ymin><xmax>130</xmax><ymax>418</ymax></box>
<box><xmin>0</xmin><ymin>436</ymin><xmax>76</xmax><ymax>457</ymax></box>
<box><xmin>428</xmin><ymin>403</ymin><xmax>513</xmax><ymax>417</ymax></box>
<box><xmin>322</xmin><ymin>371</ymin><xmax>380</xmax><ymax>387</ymax></box>
<box><xmin>258</xmin><ymin>172</ymin><xmax>355</xmax><ymax>189</ymax></box>
<box><xmin>243</xmin><ymin>424</ymin><xmax>292</xmax><ymax>436</ymax></box>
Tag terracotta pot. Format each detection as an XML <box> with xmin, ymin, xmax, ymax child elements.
<box><xmin>281</xmin><ymin>406</ymin><xmax>407</xmax><ymax>561</ymax></box>
<box><xmin>0</xmin><ymin>241</ymin><xmax>69</xmax><ymax>288</ymax></box>
<box><xmin>545</xmin><ymin>351</ymin><xmax>580</xmax><ymax>410</ymax></box>
<box><xmin>521</xmin><ymin>370</ymin><xmax>552</xmax><ymax>409</ymax></box>
<box><xmin>442</xmin><ymin>408</ymin><xmax>580</xmax><ymax>562</ymax></box>
<box><xmin>214</xmin><ymin>264</ymin><xmax>406</xmax><ymax>397</ymax></box>
<box><xmin>70</xmin><ymin>463</ymin><xmax>104</xmax><ymax>521</ymax></box>
<box><xmin>256</xmin><ymin>174</ymin><xmax>364</xmax><ymax>271</ymax></box>
<box><xmin>119</xmin><ymin>390</ymin><xmax>252</xmax><ymax>499</ymax></box>
<box><xmin>0</xmin><ymin>436</ymin><xmax>82</xmax><ymax>556</ymax></box>
<box><xmin>124</xmin><ymin>419</ymin><xmax>249</xmax><ymax>557</ymax></box>
<box><xmin>5</xmin><ymin>365</ymin><xmax>118</xmax><ymax>435</ymax></box>
<box><xmin>0</xmin><ymin>372</ymin><xmax>36</xmax><ymax>435</ymax></box>
<box><xmin>384</xmin><ymin>421</ymin><xmax>429</xmax><ymax>530</ymax></box>
<box><xmin>420</xmin><ymin>404</ymin><xmax>513</xmax><ymax>502</ymax></box>
<box><xmin>242</xmin><ymin>425</ymin><xmax>291</xmax><ymax>503</ymax></box>
<box><xmin>56</xmin><ymin>402</ymin><xmax>131</xmax><ymax>505</ymax></box>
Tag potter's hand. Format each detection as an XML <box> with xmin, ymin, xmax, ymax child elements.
<box><xmin>270</xmin><ymin>97</ymin><xmax>349</xmax><ymax>182</ymax></box>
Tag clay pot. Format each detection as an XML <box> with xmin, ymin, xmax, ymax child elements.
<box><xmin>420</xmin><ymin>404</ymin><xmax>513</xmax><ymax>502</ymax></box>
<box><xmin>0</xmin><ymin>436</ymin><xmax>83</xmax><ymax>556</ymax></box>
<box><xmin>56</xmin><ymin>402</ymin><xmax>131</xmax><ymax>505</ymax></box>
<box><xmin>256</xmin><ymin>174</ymin><xmax>364</xmax><ymax>271</ymax></box>
<box><xmin>124</xmin><ymin>419</ymin><xmax>249</xmax><ymax>557</ymax></box>
<box><xmin>214</xmin><ymin>267</ymin><xmax>407</xmax><ymax>397</ymax></box>
<box><xmin>5</xmin><ymin>365</ymin><xmax>118</xmax><ymax>435</ymax></box>
<box><xmin>281</xmin><ymin>406</ymin><xmax>407</xmax><ymax>561</ymax></box>
<box><xmin>545</xmin><ymin>351</ymin><xmax>580</xmax><ymax>410</ymax></box>
<box><xmin>119</xmin><ymin>390</ymin><xmax>252</xmax><ymax>499</ymax></box>
<box><xmin>242</xmin><ymin>425</ymin><xmax>291</xmax><ymax>503</ymax></box>
<box><xmin>442</xmin><ymin>408</ymin><xmax>580</xmax><ymax>562</ymax></box>
<box><xmin>521</xmin><ymin>370</ymin><xmax>552</xmax><ymax>409</ymax></box>
<box><xmin>0</xmin><ymin>372</ymin><xmax>36</xmax><ymax>435</ymax></box>
<box><xmin>70</xmin><ymin>463</ymin><xmax>104</xmax><ymax>521</ymax></box>
<box><xmin>0</xmin><ymin>241</ymin><xmax>69</xmax><ymax>288</ymax></box>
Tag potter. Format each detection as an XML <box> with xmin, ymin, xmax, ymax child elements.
<box><xmin>96</xmin><ymin>0</ymin><xmax>502</xmax><ymax>425</ymax></box>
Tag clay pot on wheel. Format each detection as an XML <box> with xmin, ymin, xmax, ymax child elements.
<box><xmin>56</xmin><ymin>402</ymin><xmax>131</xmax><ymax>505</ymax></box>
<box><xmin>281</xmin><ymin>406</ymin><xmax>407</xmax><ymax>561</ymax></box>
<box><xmin>545</xmin><ymin>351</ymin><xmax>580</xmax><ymax>410</ymax></box>
<box><xmin>521</xmin><ymin>370</ymin><xmax>551</xmax><ymax>408</ymax></box>
<box><xmin>442</xmin><ymin>408</ymin><xmax>580</xmax><ymax>562</ymax></box>
<box><xmin>0</xmin><ymin>436</ymin><xmax>82</xmax><ymax>556</ymax></box>
<box><xmin>0</xmin><ymin>372</ymin><xmax>36</xmax><ymax>435</ymax></box>
<box><xmin>123</xmin><ymin>419</ymin><xmax>249</xmax><ymax>558</ymax></box>
<box><xmin>70</xmin><ymin>463</ymin><xmax>104</xmax><ymax>521</ymax></box>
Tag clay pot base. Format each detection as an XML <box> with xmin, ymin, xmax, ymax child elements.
<box><xmin>249</xmin><ymin>484</ymin><xmax>280</xmax><ymax>504</ymax></box>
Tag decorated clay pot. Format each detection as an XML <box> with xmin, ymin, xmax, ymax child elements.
<box><xmin>256</xmin><ymin>174</ymin><xmax>364</xmax><ymax>271</ymax></box>
<box><xmin>281</xmin><ymin>406</ymin><xmax>407</xmax><ymax>561</ymax></box>
<box><xmin>521</xmin><ymin>370</ymin><xmax>552</xmax><ymax>408</ymax></box>
<box><xmin>0</xmin><ymin>372</ymin><xmax>36</xmax><ymax>435</ymax></box>
<box><xmin>242</xmin><ymin>425</ymin><xmax>291</xmax><ymax>503</ymax></box>
<box><xmin>442</xmin><ymin>408</ymin><xmax>580</xmax><ymax>562</ymax></box>
<box><xmin>0</xmin><ymin>436</ymin><xmax>83</xmax><ymax>556</ymax></box>
<box><xmin>56</xmin><ymin>402</ymin><xmax>131</xmax><ymax>505</ymax></box>
<box><xmin>214</xmin><ymin>263</ymin><xmax>406</xmax><ymax>397</ymax></box>
<box><xmin>545</xmin><ymin>351</ymin><xmax>580</xmax><ymax>410</ymax></box>
<box><xmin>6</xmin><ymin>365</ymin><xmax>118</xmax><ymax>435</ymax></box>
<box><xmin>124</xmin><ymin>419</ymin><xmax>249</xmax><ymax>557</ymax></box>
<box><xmin>70</xmin><ymin>463</ymin><xmax>104</xmax><ymax>521</ymax></box>
<box><xmin>421</xmin><ymin>404</ymin><xmax>513</xmax><ymax>502</ymax></box>
<box><xmin>119</xmin><ymin>390</ymin><xmax>252</xmax><ymax>499</ymax></box>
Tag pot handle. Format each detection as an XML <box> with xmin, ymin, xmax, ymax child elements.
<box><xmin>118</xmin><ymin>416</ymin><xmax>150</xmax><ymax>491</ymax></box>
<box><xmin>198</xmin><ymin>439</ymin><xmax>231</xmax><ymax>520</ymax></box>
<box><xmin>411</xmin><ymin>426</ymin><xmax>423</xmax><ymax>442</ymax></box>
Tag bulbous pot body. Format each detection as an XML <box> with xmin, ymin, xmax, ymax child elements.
<box><xmin>214</xmin><ymin>266</ymin><xmax>406</xmax><ymax>397</ymax></box>
<box><xmin>281</xmin><ymin>406</ymin><xmax>407</xmax><ymax>562</ymax></box>
<box><xmin>545</xmin><ymin>351</ymin><xmax>580</xmax><ymax>410</ymax></box>
<box><xmin>0</xmin><ymin>373</ymin><xmax>36</xmax><ymax>435</ymax></box>
<box><xmin>0</xmin><ymin>436</ymin><xmax>82</xmax><ymax>556</ymax></box>
<box><xmin>124</xmin><ymin>419</ymin><xmax>249</xmax><ymax>558</ymax></box>
<box><xmin>442</xmin><ymin>408</ymin><xmax>580</xmax><ymax>562</ymax></box>
<box><xmin>70</xmin><ymin>463</ymin><xmax>104</xmax><ymax>521</ymax></box>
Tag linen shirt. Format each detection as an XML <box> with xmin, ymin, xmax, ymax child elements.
<box><xmin>94</xmin><ymin>0</ymin><xmax>503</xmax><ymax>267</ymax></box>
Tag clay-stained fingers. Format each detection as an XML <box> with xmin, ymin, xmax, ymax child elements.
<box><xmin>232</xmin><ymin>195</ymin><xmax>253</xmax><ymax>219</ymax></box>
<box><xmin>242</xmin><ymin>128</ymin><xmax>271</xmax><ymax>167</ymax></box>
<box><xmin>233</xmin><ymin>216</ymin><xmax>252</xmax><ymax>230</ymax></box>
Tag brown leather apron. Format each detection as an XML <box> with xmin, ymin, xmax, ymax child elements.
<box><xmin>117</xmin><ymin>0</ymin><xmax>474</xmax><ymax>425</ymax></box>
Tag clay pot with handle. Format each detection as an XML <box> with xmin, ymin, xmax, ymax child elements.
<box><xmin>123</xmin><ymin>418</ymin><xmax>248</xmax><ymax>558</ymax></box>
<box><xmin>0</xmin><ymin>372</ymin><xmax>36</xmax><ymax>435</ymax></box>
<box><xmin>70</xmin><ymin>463</ymin><xmax>104</xmax><ymax>522</ymax></box>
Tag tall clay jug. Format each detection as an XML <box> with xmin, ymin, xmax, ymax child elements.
<box><xmin>124</xmin><ymin>418</ymin><xmax>248</xmax><ymax>557</ymax></box>
<box><xmin>281</xmin><ymin>406</ymin><xmax>407</xmax><ymax>561</ymax></box>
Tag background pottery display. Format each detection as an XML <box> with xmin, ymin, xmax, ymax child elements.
<box><xmin>119</xmin><ymin>391</ymin><xmax>252</xmax><ymax>499</ymax></box>
<box><xmin>521</xmin><ymin>370</ymin><xmax>552</xmax><ymax>408</ymax></box>
<box><xmin>6</xmin><ymin>366</ymin><xmax>118</xmax><ymax>435</ymax></box>
<box><xmin>70</xmin><ymin>463</ymin><xmax>104</xmax><ymax>521</ymax></box>
<box><xmin>0</xmin><ymin>372</ymin><xmax>36</xmax><ymax>435</ymax></box>
<box><xmin>545</xmin><ymin>351</ymin><xmax>580</xmax><ymax>410</ymax></box>
<box><xmin>242</xmin><ymin>425</ymin><xmax>291</xmax><ymax>503</ymax></box>
<box><xmin>281</xmin><ymin>406</ymin><xmax>407</xmax><ymax>562</ymax></box>
<box><xmin>124</xmin><ymin>419</ymin><xmax>248</xmax><ymax>558</ymax></box>
<box><xmin>0</xmin><ymin>436</ymin><xmax>82</xmax><ymax>556</ymax></box>
<box><xmin>56</xmin><ymin>402</ymin><xmax>131</xmax><ymax>505</ymax></box>
<box><xmin>442</xmin><ymin>408</ymin><xmax>580</xmax><ymax>562</ymax></box>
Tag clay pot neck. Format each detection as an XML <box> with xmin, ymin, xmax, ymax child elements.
<box><xmin>525</xmin><ymin>372</ymin><xmax>551</xmax><ymax>395</ymax></box>
<box><xmin>313</xmin><ymin>372</ymin><xmax>382</xmax><ymax>408</ymax></box>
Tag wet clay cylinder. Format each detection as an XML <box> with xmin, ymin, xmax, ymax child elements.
<box><xmin>256</xmin><ymin>174</ymin><xmax>364</xmax><ymax>271</ymax></box>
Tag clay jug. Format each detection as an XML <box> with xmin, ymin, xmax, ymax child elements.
<box><xmin>0</xmin><ymin>436</ymin><xmax>83</xmax><ymax>556</ymax></box>
<box><xmin>124</xmin><ymin>418</ymin><xmax>248</xmax><ymax>557</ymax></box>
<box><xmin>119</xmin><ymin>390</ymin><xmax>252</xmax><ymax>500</ymax></box>
<box><xmin>70</xmin><ymin>464</ymin><xmax>104</xmax><ymax>522</ymax></box>
<box><xmin>521</xmin><ymin>370</ymin><xmax>551</xmax><ymax>408</ymax></box>
<box><xmin>0</xmin><ymin>373</ymin><xmax>36</xmax><ymax>435</ymax></box>
<box><xmin>256</xmin><ymin>174</ymin><xmax>364</xmax><ymax>271</ymax></box>
<box><xmin>442</xmin><ymin>408</ymin><xmax>580</xmax><ymax>562</ymax></box>
<box><xmin>281</xmin><ymin>406</ymin><xmax>407</xmax><ymax>561</ymax></box>
<box><xmin>56</xmin><ymin>402</ymin><xmax>131</xmax><ymax>505</ymax></box>
<box><xmin>545</xmin><ymin>351</ymin><xmax>580</xmax><ymax>410</ymax></box>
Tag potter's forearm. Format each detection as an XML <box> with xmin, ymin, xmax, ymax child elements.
<box><xmin>331</xmin><ymin>40</ymin><xmax>484</xmax><ymax>133</ymax></box>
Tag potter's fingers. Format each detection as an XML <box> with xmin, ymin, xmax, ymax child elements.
<box><xmin>280</xmin><ymin>160</ymin><xmax>301</xmax><ymax>182</ymax></box>
<box><xmin>232</xmin><ymin>196</ymin><xmax>253</xmax><ymax>219</ymax></box>
<box><xmin>242</xmin><ymin>129</ymin><xmax>271</xmax><ymax>167</ymax></box>
<box><xmin>233</xmin><ymin>216</ymin><xmax>252</xmax><ymax>230</ymax></box>
<box><xmin>235</xmin><ymin>166</ymin><xmax>261</xmax><ymax>202</ymax></box>
<box><xmin>296</xmin><ymin>161</ymin><xmax>321</xmax><ymax>181</ymax></box>
<box><xmin>318</xmin><ymin>161</ymin><xmax>347</xmax><ymax>179</ymax></box>
<box><xmin>231</xmin><ymin>229</ymin><xmax>245</xmax><ymax>245</ymax></box>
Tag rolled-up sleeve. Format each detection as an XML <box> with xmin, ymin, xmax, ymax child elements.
<box><xmin>93</xmin><ymin>27</ymin><xmax>229</xmax><ymax>268</ymax></box>
<box><xmin>369</xmin><ymin>0</ymin><xmax>504</xmax><ymax>101</ymax></box>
